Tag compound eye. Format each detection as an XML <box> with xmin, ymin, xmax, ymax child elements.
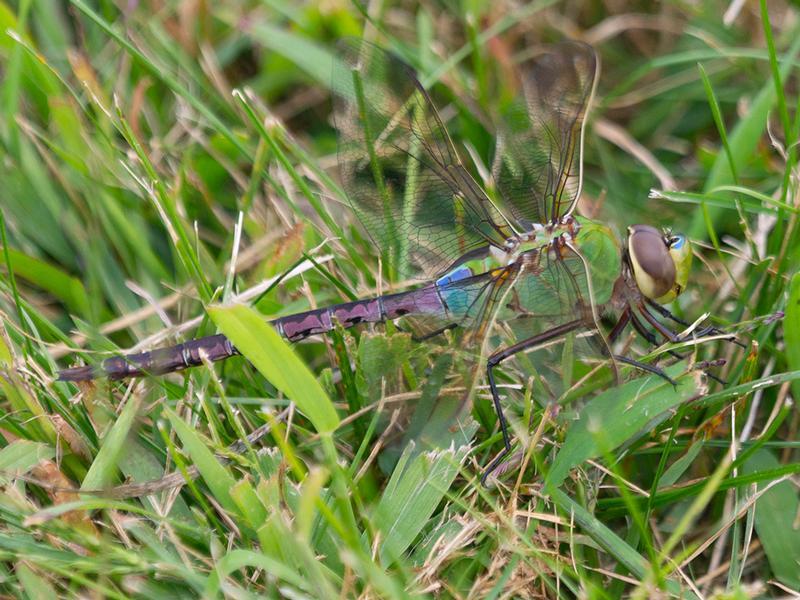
<box><xmin>627</xmin><ymin>225</ymin><xmax>676</xmax><ymax>300</ymax></box>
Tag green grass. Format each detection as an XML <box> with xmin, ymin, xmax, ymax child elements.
<box><xmin>1</xmin><ymin>0</ymin><xmax>799</xmax><ymax>597</ymax></box>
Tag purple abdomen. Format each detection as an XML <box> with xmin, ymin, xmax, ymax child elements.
<box><xmin>58</xmin><ymin>284</ymin><xmax>449</xmax><ymax>381</ymax></box>
<box><xmin>275</xmin><ymin>285</ymin><xmax>444</xmax><ymax>341</ymax></box>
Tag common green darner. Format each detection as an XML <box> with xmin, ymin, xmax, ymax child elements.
<box><xmin>59</xmin><ymin>40</ymin><xmax>726</xmax><ymax>483</ymax></box>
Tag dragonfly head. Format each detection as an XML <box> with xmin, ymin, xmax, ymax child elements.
<box><xmin>627</xmin><ymin>225</ymin><xmax>692</xmax><ymax>304</ymax></box>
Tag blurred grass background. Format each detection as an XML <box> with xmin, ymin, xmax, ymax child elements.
<box><xmin>1</xmin><ymin>0</ymin><xmax>800</xmax><ymax>597</ymax></box>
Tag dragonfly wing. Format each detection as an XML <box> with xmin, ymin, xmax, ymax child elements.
<box><xmin>333</xmin><ymin>39</ymin><xmax>515</xmax><ymax>280</ymax></box>
<box><xmin>492</xmin><ymin>41</ymin><xmax>598</xmax><ymax>226</ymax></box>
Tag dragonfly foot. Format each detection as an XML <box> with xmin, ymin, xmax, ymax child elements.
<box><xmin>693</xmin><ymin>359</ymin><xmax>727</xmax><ymax>385</ymax></box>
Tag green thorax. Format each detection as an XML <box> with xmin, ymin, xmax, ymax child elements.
<box><xmin>436</xmin><ymin>219</ymin><xmax>621</xmax><ymax>321</ymax></box>
<box><xmin>570</xmin><ymin>219</ymin><xmax>622</xmax><ymax>307</ymax></box>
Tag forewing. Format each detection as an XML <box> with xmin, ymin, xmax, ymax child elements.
<box><xmin>492</xmin><ymin>41</ymin><xmax>597</xmax><ymax>226</ymax></box>
<box><xmin>333</xmin><ymin>40</ymin><xmax>514</xmax><ymax>280</ymax></box>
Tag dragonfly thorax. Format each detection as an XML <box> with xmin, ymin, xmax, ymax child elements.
<box><xmin>496</xmin><ymin>215</ymin><xmax>582</xmax><ymax>265</ymax></box>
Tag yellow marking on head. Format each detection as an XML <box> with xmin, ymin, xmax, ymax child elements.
<box><xmin>655</xmin><ymin>233</ymin><xmax>692</xmax><ymax>303</ymax></box>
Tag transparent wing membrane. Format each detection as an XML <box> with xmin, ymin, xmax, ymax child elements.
<box><xmin>492</xmin><ymin>41</ymin><xmax>597</xmax><ymax>225</ymax></box>
<box><xmin>333</xmin><ymin>40</ymin><xmax>515</xmax><ymax>280</ymax></box>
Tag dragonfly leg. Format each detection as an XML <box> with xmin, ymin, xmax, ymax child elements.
<box><xmin>645</xmin><ymin>299</ymin><xmax>691</xmax><ymax>327</ymax></box>
<box><xmin>607</xmin><ymin>307</ymin><xmax>631</xmax><ymax>344</ymax></box>
<box><xmin>638</xmin><ymin>303</ymin><xmax>682</xmax><ymax>342</ymax></box>
<box><xmin>481</xmin><ymin>318</ymin><xmax>586</xmax><ymax>486</ymax></box>
<box><xmin>629</xmin><ymin>311</ymin><xmax>688</xmax><ymax>361</ymax></box>
<box><xmin>634</xmin><ymin>306</ymin><xmax>726</xmax><ymax>385</ymax></box>
<box><xmin>611</xmin><ymin>308</ymin><xmax>690</xmax><ymax>362</ymax></box>
<box><xmin>411</xmin><ymin>323</ymin><xmax>458</xmax><ymax>342</ymax></box>
<box><xmin>609</xmin><ymin>308</ymin><xmax>690</xmax><ymax>364</ymax></box>
<box><xmin>587</xmin><ymin>321</ymin><xmax>678</xmax><ymax>386</ymax></box>
<box><xmin>692</xmin><ymin>359</ymin><xmax>728</xmax><ymax>385</ymax></box>
<box><xmin>482</xmin><ymin>366</ymin><xmax>512</xmax><ymax>486</ymax></box>
<box><xmin>612</xmin><ymin>355</ymin><xmax>678</xmax><ymax>387</ymax></box>
<box><xmin>645</xmin><ymin>299</ymin><xmax>745</xmax><ymax>348</ymax></box>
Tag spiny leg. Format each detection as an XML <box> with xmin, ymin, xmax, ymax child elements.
<box><xmin>482</xmin><ymin>319</ymin><xmax>585</xmax><ymax>486</ymax></box>
<box><xmin>645</xmin><ymin>298</ymin><xmax>745</xmax><ymax>347</ymax></box>
<box><xmin>638</xmin><ymin>303</ymin><xmax>682</xmax><ymax>342</ymax></box>
<box><xmin>635</xmin><ymin>306</ymin><xmax>727</xmax><ymax>385</ymax></box>
<box><xmin>589</xmin><ymin>318</ymin><xmax>679</xmax><ymax>387</ymax></box>
<box><xmin>607</xmin><ymin>305</ymin><xmax>726</xmax><ymax>386</ymax></box>
<box><xmin>607</xmin><ymin>307</ymin><xmax>632</xmax><ymax>345</ymax></box>
<box><xmin>629</xmin><ymin>311</ymin><xmax>688</xmax><ymax>361</ymax></box>
<box><xmin>640</xmin><ymin>303</ymin><xmax>721</xmax><ymax>344</ymax></box>
<box><xmin>608</xmin><ymin>307</ymin><xmax>684</xmax><ymax>361</ymax></box>
<box><xmin>639</xmin><ymin>302</ymin><xmax>726</xmax><ymax>347</ymax></box>
<box><xmin>483</xmin><ymin>365</ymin><xmax>512</xmax><ymax>485</ymax></box>
<box><xmin>645</xmin><ymin>298</ymin><xmax>691</xmax><ymax>327</ymax></box>
<box><xmin>411</xmin><ymin>323</ymin><xmax>459</xmax><ymax>342</ymax></box>
<box><xmin>691</xmin><ymin>360</ymin><xmax>727</xmax><ymax>385</ymax></box>
<box><xmin>613</xmin><ymin>354</ymin><xmax>678</xmax><ymax>387</ymax></box>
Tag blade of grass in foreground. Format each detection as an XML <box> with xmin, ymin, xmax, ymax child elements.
<box><xmin>376</xmin><ymin>424</ymin><xmax>477</xmax><ymax>565</ymax></box>
<box><xmin>784</xmin><ymin>273</ymin><xmax>800</xmax><ymax>401</ymax></box>
<box><xmin>163</xmin><ymin>406</ymin><xmax>242</xmax><ymax>519</ymax></box>
<box><xmin>545</xmin><ymin>363</ymin><xmax>700</xmax><ymax>489</ymax></box>
<box><xmin>742</xmin><ymin>449</ymin><xmax>800</xmax><ymax>590</ymax></box>
<box><xmin>548</xmin><ymin>488</ymin><xmax>695</xmax><ymax>599</ymax></box>
<box><xmin>208</xmin><ymin>304</ymin><xmax>339</xmax><ymax>434</ymax></box>
<box><xmin>80</xmin><ymin>395</ymin><xmax>142</xmax><ymax>492</ymax></box>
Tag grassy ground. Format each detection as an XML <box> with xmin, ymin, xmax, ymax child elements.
<box><xmin>1</xmin><ymin>0</ymin><xmax>799</xmax><ymax>597</ymax></box>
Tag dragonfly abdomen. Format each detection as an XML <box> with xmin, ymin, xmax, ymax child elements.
<box><xmin>58</xmin><ymin>284</ymin><xmax>450</xmax><ymax>381</ymax></box>
<box><xmin>58</xmin><ymin>334</ymin><xmax>239</xmax><ymax>381</ymax></box>
<box><xmin>275</xmin><ymin>298</ymin><xmax>383</xmax><ymax>341</ymax></box>
<box><xmin>276</xmin><ymin>284</ymin><xmax>448</xmax><ymax>341</ymax></box>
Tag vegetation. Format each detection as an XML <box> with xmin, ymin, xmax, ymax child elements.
<box><xmin>1</xmin><ymin>0</ymin><xmax>799</xmax><ymax>596</ymax></box>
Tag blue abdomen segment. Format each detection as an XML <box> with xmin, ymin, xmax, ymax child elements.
<box><xmin>436</xmin><ymin>267</ymin><xmax>487</xmax><ymax>318</ymax></box>
<box><xmin>436</xmin><ymin>266</ymin><xmax>474</xmax><ymax>286</ymax></box>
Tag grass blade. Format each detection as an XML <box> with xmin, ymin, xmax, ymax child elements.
<box><xmin>208</xmin><ymin>304</ymin><xmax>339</xmax><ymax>434</ymax></box>
<box><xmin>785</xmin><ymin>273</ymin><xmax>800</xmax><ymax>400</ymax></box>
<box><xmin>546</xmin><ymin>364</ymin><xmax>701</xmax><ymax>488</ymax></box>
<box><xmin>742</xmin><ymin>449</ymin><xmax>800</xmax><ymax>590</ymax></box>
<box><xmin>376</xmin><ymin>429</ymin><xmax>476</xmax><ymax>565</ymax></box>
<box><xmin>163</xmin><ymin>406</ymin><xmax>239</xmax><ymax>517</ymax></box>
<box><xmin>80</xmin><ymin>395</ymin><xmax>142</xmax><ymax>491</ymax></box>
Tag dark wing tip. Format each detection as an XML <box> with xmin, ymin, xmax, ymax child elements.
<box><xmin>57</xmin><ymin>365</ymin><xmax>98</xmax><ymax>382</ymax></box>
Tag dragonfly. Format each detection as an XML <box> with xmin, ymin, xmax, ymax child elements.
<box><xmin>59</xmin><ymin>40</ymin><xmax>726</xmax><ymax>483</ymax></box>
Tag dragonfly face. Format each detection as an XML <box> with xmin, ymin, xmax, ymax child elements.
<box><xmin>627</xmin><ymin>225</ymin><xmax>692</xmax><ymax>304</ymax></box>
